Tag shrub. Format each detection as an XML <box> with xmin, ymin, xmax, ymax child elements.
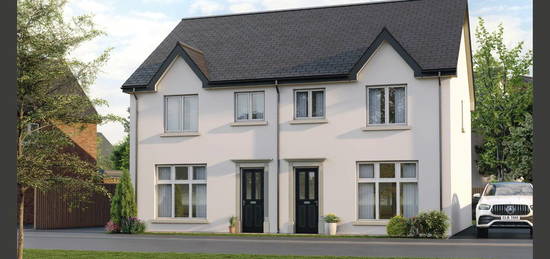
<box><xmin>110</xmin><ymin>170</ymin><xmax>137</xmax><ymax>225</ymax></box>
<box><xmin>229</xmin><ymin>216</ymin><xmax>237</xmax><ymax>227</ymax></box>
<box><xmin>104</xmin><ymin>221</ymin><xmax>120</xmax><ymax>233</ymax></box>
<box><xmin>386</xmin><ymin>216</ymin><xmax>410</xmax><ymax>237</ymax></box>
<box><xmin>409</xmin><ymin>211</ymin><xmax>449</xmax><ymax>238</ymax></box>
<box><xmin>120</xmin><ymin>217</ymin><xmax>146</xmax><ymax>234</ymax></box>
<box><xmin>323</xmin><ymin>213</ymin><xmax>341</xmax><ymax>223</ymax></box>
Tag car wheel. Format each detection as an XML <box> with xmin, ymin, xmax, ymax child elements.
<box><xmin>530</xmin><ymin>228</ymin><xmax>533</xmax><ymax>238</ymax></box>
<box><xmin>477</xmin><ymin>227</ymin><xmax>488</xmax><ymax>238</ymax></box>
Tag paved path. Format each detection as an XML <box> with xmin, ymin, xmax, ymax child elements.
<box><xmin>26</xmin><ymin>228</ymin><xmax>532</xmax><ymax>259</ymax></box>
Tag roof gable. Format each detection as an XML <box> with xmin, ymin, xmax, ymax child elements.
<box><xmin>122</xmin><ymin>0</ymin><xmax>467</xmax><ymax>91</ymax></box>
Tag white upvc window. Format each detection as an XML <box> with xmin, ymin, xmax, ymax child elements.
<box><xmin>294</xmin><ymin>89</ymin><xmax>325</xmax><ymax>119</ymax></box>
<box><xmin>356</xmin><ymin>161</ymin><xmax>418</xmax><ymax>220</ymax></box>
<box><xmin>235</xmin><ymin>91</ymin><xmax>265</xmax><ymax>121</ymax></box>
<box><xmin>367</xmin><ymin>85</ymin><xmax>407</xmax><ymax>125</ymax></box>
<box><xmin>164</xmin><ymin>95</ymin><xmax>198</xmax><ymax>132</ymax></box>
<box><xmin>156</xmin><ymin>165</ymin><xmax>207</xmax><ymax>219</ymax></box>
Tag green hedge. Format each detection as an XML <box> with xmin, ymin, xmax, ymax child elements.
<box><xmin>386</xmin><ymin>211</ymin><xmax>449</xmax><ymax>238</ymax></box>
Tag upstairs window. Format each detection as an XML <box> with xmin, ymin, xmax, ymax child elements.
<box><xmin>367</xmin><ymin>85</ymin><xmax>407</xmax><ymax>125</ymax></box>
<box><xmin>295</xmin><ymin>89</ymin><xmax>325</xmax><ymax>119</ymax></box>
<box><xmin>165</xmin><ymin>95</ymin><xmax>198</xmax><ymax>132</ymax></box>
<box><xmin>235</xmin><ymin>91</ymin><xmax>265</xmax><ymax>121</ymax></box>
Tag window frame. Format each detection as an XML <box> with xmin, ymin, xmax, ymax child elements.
<box><xmin>366</xmin><ymin>84</ymin><xmax>408</xmax><ymax>126</ymax></box>
<box><xmin>155</xmin><ymin>164</ymin><xmax>207</xmax><ymax>219</ymax></box>
<box><xmin>234</xmin><ymin>91</ymin><xmax>265</xmax><ymax>122</ymax></box>
<box><xmin>356</xmin><ymin>161</ymin><xmax>418</xmax><ymax>221</ymax></box>
<box><xmin>164</xmin><ymin>94</ymin><xmax>199</xmax><ymax>133</ymax></box>
<box><xmin>293</xmin><ymin>88</ymin><xmax>326</xmax><ymax>120</ymax></box>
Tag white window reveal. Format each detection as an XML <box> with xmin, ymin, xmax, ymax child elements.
<box><xmin>357</xmin><ymin>162</ymin><xmax>418</xmax><ymax>220</ymax></box>
<box><xmin>156</xmin><ymin>165</ymin><xmax>207</xmax><ymax>219</ymax></box>
<box><xmin>164</xmin><ymin>95</ymin><xmax>198</xmax><ymax>132</ymax></box>
<box><xmin>367</xmin><ymin>85</ymin><xmax>407</xmax><ymax>125</ymax></box>
<box><xmin>235</xmin><ymin>91</ymin><xmax>265</xmax><ymax>121</ymax></box>
<box><xmin>295</xmin><ymin>89</ymin><xmax>325</xmax><ymax>119</ymax></box>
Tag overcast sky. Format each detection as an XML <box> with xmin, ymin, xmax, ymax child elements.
<box><xmin>65</xmin><ymin>0</ymin><xmax>532</xmax><ymax>145</ymax></box>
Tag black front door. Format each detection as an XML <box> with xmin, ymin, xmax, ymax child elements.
<box><xmin>241</xmin><ymin>169</ymin><xmax>264</xmax><ymax>233</ymax></box>
<box><xmin>295</xmin><ymin>168</ymin><xmax>319</xmax><ymax>234</ymax></box>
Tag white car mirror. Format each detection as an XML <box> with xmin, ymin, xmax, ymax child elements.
<box><xmin>473</xmin><ymin>193</ymin><xmax>481</xmax><ymax>198</ymax></box>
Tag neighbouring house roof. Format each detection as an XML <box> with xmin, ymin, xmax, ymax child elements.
<box><xmin>122</xmin><ymin>0</ymin><xmax>468</xmax><ymax>92</ymax></box>
<box><xmin>97</xmin><ymin>132</ymin><xmax>114</xmax><ymax>160</ymax></box>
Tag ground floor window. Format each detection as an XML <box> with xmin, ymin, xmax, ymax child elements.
<box><xmin>357</xmin><ymin>161</ymin><xmax>418</xmax><ymax>220</ymax></box>
<box><xmin>156</xmin><ymin>165</ymin><xmax>207</xmax><ymax>218</ymax></box>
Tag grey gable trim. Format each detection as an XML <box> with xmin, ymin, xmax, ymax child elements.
<box><xmin>122</xmin><ymin>42</ymin><xmax>209</xmax><ymax>93</ymax></box>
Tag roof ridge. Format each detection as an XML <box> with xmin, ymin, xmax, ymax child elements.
<box><xmin>181</xmin><ymin>0</ymin><xmax>422</xmax><ymax>21</ymax></box>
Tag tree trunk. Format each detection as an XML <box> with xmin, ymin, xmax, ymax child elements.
<box><xmin>17</xmin><ymin>187</ymin><xmax>26</xmax><ymax>259</ymax></box>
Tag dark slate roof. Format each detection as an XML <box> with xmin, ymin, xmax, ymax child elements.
<box><xmin>122</xmin><ymin>0</ymin><xmax>468</xmax><ymax>91</ymax></box>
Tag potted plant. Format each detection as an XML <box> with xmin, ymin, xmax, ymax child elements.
<box><xmin>229</xmin><ymin>216</ymin><xmax>237</xmax><ymax>233</ymax></box>
<box><xmin>323</xmin><ymin>213</ymin><xmax>341</xmax><ymax>235</ymax></box>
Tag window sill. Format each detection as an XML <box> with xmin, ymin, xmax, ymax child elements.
<box><xmin>230</xmin><ymin>121</ymin><xmax>268</xmax><ymax>127</ymax></box>
<box><xmin>352</xmin><ymin>220</ymin><xmax>389</xmax><ymax>226</ymax></box>
<box><xmin>151</xmin><ymin>218</ymin><xmax>209</xmax><ymax>224</ymax></box>
<box><xmin>289</xmin><ymin>119</ymin><xmax>328</xmax><ymax>125</ymax></box>
<box><xmin>362</xmin><ymin>125</ymin><xmax>411</xmax><ymax>131</ymax></box>
<box><xmin>160</xmin><ymin>132</ymin><xmax>200</xmax><ymax>137</ymax></box>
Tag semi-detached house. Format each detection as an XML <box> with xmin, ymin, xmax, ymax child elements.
<box><xmin>121</xmin><ymin>0</ymin><xmax>474</xmax><ymax>236</ymax></box>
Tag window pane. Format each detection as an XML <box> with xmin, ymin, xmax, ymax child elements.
<box><xmin>380</xmin><ymin>163</ymin><xmax>395</xmax><ymax>178</ymax></box>
<box><xmin>368</xmin><ymin>88</ymin><xmax>385</xmax><ymax>124</ymax></box>
<box><xmin>157</xmin><ymin>184</ymin><xmax>172</xmax><ymax>217</ymax></box>
<box><xmin>401</xmin><ymin>183</ymin><xmax>418</xmax><ymax>218</ymax></box>
<box><xmin>312</xmin><ymin>90</ymin><xmax>325</xmax><ymax>117</ymax></box>
<box><xmin>358</xmin><ymin>183</ymin><xmax>375</xmax><ymax>219</ymax></box>
<box><xmin>236</xmin><ymin>93</ymin><xmax>249</xmax><ymax>121</ymax></box>
<box><xmin>401</xmin><ymin>163</ymin><xmax>416</xmax><ymax>178</ymax></box>
<box><xmin>175</xmin><ymin>166</ymin><xmax>188</xmax><ymax>180</ymax></box>
<box><xmin>175</xmin><ymin>184</ymin><xmax>189</xmax><ymax>217</ymax></box>
<box><xmin>255</xmin><ymin>172</ymin><xmax>262</xmax><ymax>199</ymax></box>
<box><xmin>296</xmin><ymin>91</ymin><xmax>308</xmax><ymax>118</ymax></box>
<box><xmin>192</xmin><ymin>184</ymin><xmax>207</xmax><ymax>218</ymax></box>
<box><xmin>251</xmin><ymin>92</ymin><xmax>264</xmax><ymax>120</ymax></box>
<box><xmin>298</xmin><ymin>172</ymin><xmax>306</xmax><ymax>200</ymax></box>
<box><xmin>183</xmin><ymin>95</ymin><xmax>198</xmax><ymax>131</ymax></box>
<box><xmin>158</xmin><ymin>167</ymin><xmax>171</xmax><ymax>180</ymax></box>
<box><xmin>166</xmin><ymin>96</ymin><xmax>182</xmax><ymax>131</ymax></box>
<box><xmin>246</xmin><ymin>173</ymin><xmax>252</xmax><ymax>200</ymax></box>
<box><xmin>359</xmin><ymin>164</ymin><xmax>374</xmax><ymax>178</ymax></box>
<box><xmin>389</xmin><ymin>87</ymin><xmax>406</xmax><ymax>123</ymax></box>
<box><xmin>308</xmin><ymin>171</ymin><xmax>316</xmax><ymax>199</ymax></box>
<box><xmin>379</xmin><ymin>183</ymin><xmax>396</xmax><ymax>219</ymax></box>
<box><xmin>193</xmin><ymin>166</ymin><xmax>206</xmax><ymax>180</ymax></box>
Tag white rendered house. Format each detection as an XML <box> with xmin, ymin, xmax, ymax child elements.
<box><xmin>122</xmin><ymin>0</ymin><xmax>474</xmax><ymax>236</ymax></box>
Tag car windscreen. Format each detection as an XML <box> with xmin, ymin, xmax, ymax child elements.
<box><xmin>484</xmin><ymin>184</ymin><xmax>533</xmax><ymax>196</ymax></box>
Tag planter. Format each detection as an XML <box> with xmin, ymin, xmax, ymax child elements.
<box><xmin>328</xmin><ymin>222</ymin><xmax>337</xmax><ymax>235</ymax></box>
<box><xmin>229</xmin><ymin>226</ymin><xmax>237</xmax><ymax>233</ymax></box>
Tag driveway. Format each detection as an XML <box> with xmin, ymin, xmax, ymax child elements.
<box><xmin>25</xmin><ymin>228</ymin><xmax>532</xmax><ymax>259</ymax></box>
<box><xmin>451</xmin><ymin>226</ymin><xmax>532</xmax><ymax>239</ymax></box>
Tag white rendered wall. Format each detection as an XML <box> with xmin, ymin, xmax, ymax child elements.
<box><xmin>134</xmin><ymin>56</ymin><xmax>278</xmax><ymax>233</ymax></box>
<box><xmin>441</xmin><ymin>23</ymin><xmax>473</xmax><ymax>236</ymax></box>
<box><xmin>277</xmin><ymin>42</ymin><xmax>441</xmax><ymax>235</ymax></box>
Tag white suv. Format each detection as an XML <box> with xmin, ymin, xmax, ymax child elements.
<box><xmin>475</xmin><ymin>182</ymin><xmax>533</xmax><ymax>237</ymax></box>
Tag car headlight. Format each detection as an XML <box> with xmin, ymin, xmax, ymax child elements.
<box><xmin>478</xmin><ymin>204</ymin><xmax>491</xmax><ymax>210</ymax></box>
<box><xmin>530</xmin><ymin>205</ymin><xmax>533</xmax><ymax>210</ymax></box>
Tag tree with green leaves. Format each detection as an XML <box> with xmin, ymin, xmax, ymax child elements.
<box><xmin>472</xmin><ymin>18</ymin><xmax>533</xmax><ymax>182</ymax></box>
<box><xmin>110</xmin><ymin>170</ymin><xmax>137</xmax><ymax>225</ymax></box>
<box><xmin>111</xmin><ymin>116</ymin><xmax>130</xmax><ymax>170</ymax></box>
<box><xmin>17</xmin><ymin>0</ymin><xmax>116</xmax><ymax>258</ymax></box>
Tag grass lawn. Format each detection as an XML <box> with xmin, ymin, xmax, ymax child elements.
<box><xmin>25</xmin><ymin>249</ymin><xmax>465</xmax><ymax>259</ymax></box>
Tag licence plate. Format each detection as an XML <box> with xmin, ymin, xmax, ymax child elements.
<box><xmin>501</xmin><ymin>215</ymin><xmax>520</xmax><ymax>220</ymax></box>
